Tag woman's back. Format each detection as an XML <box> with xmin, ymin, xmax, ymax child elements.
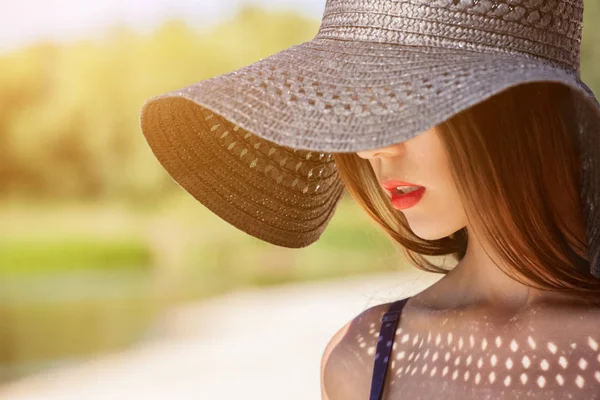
<box><xmin>321</xmin><ymin>296</ymin><xmax>600</xmax><ymax>400</ymax></box>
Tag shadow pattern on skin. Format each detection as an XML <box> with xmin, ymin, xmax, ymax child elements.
<box><xmin>324</xmin><ymin>302</ymin><xmax>600</xmax><ymax>400</ymax></box>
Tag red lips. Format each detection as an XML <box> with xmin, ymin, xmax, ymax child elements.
<box><xmin>381</xmin><ymin>180</ymin><xmax>421</xmax><ymax>191</ymax></box>
<box><xmin>381</xmin><ymin>180</ymin><xmax>426</xmax><ymax>210</ymax></box>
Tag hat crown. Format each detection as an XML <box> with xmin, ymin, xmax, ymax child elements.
<box><xmin>315</xmin><ymin>0</ymin><xmax>583</xmax><ymax>72</ymax></box>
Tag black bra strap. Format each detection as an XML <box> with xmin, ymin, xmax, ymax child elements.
<box><xmin>368</xmin><ymin>298</ymin><xmax>410</xmax><ymax>400</ymax></box>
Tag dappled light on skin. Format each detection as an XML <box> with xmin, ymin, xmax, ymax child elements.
<box><xmin>385</xmin><ymin>330</ymin><xmax>600</xmax><ymax>391</ymax></box>
<box><xmin>325</xmin><ymin>303</ymin><xmax>600</xmax><ymax>400</ymax></box>
<box><xmin>384</xmin><ymin>332</ymin><xmax>598</xmax><ymax>397</ymax></box>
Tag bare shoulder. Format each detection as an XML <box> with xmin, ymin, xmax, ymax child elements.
<box><xmin>320</xmin><ymin>301</ymin><xmax>395</xmax><ymax>400</ymax></box>
<box><xmin>522</xmin><ymin>301</ymin><xmax>600</xmax><ymax>353</ymax></box>
<box><xmin>525</xmin><ymin>300</ymin><xmax>600</xmax><ymax>333</ymax></box>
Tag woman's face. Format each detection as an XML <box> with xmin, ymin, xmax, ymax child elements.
<box><xmin>356</xmin><ymin>126</ymin><xmax>467</xmax><ymax>240</ymax></box>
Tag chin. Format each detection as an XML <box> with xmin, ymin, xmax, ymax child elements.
<box><xmin>408</xmin><ymin>222</ymin><xmax>465</xmax><ymax>241</ymax></box>
<box><xmin>413</xmin><ymin>230</ymin><xmax>447</xmax><ymax>241</ymax></box>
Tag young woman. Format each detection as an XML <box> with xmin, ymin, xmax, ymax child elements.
<box><xmin>139</xmin><ymin>0</ymin><xmax>600</xmax><ymax>398</ymax></box>
<box><xmin>323</xmin><ymin>81</ymin><xmax>600</xmax><ymax>400</ymax></box>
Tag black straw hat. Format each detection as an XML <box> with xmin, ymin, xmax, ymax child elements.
<box><xmin>140</xmin><ymin>0</ymin><xmax>600</xmax><ymax>277</ymax></box>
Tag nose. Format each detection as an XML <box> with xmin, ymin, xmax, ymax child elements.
<box><xmin>356</xmin><ymin>143</ymin><xmax>404</xmax><ymax>160</ymax></box>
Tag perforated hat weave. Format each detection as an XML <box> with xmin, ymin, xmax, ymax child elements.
<box><xmin>139</xmin><ymin>0</ymin><xmax>600</xmax><ymax>277</ymax></box>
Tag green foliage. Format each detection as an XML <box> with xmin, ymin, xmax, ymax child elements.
<box><xmin>0</xmin><ymin>269</ymin><xmax>158</xmax><ymax>382</ymax></box>
<box><xmin>582</xmin><ymin>0</ymin><xmax>600</xmax><ymax>90</ymax></box>
<box><xmin>0</xmin><ymin>238</ymin><xmax>152</xmax><ymax>276</ymax></box>
<box><xmin>0</xmin><ymin>6</ymin><xmax>319</xmax><ymax>203</ymax></box>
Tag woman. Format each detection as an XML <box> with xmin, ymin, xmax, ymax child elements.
<box><xmin>324</xmin><ymin>82</ymin><xmax>600</xmax><ymax>400</ymax></box>
<box><xmin>139</xmin><ymin>0</ymin><xmax>600</xmax><ymax>398</ymax></box>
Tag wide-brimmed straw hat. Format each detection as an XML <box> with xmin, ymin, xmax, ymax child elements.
<box><xmin>139</xmin><ymin>0</ymin><xmax>600</xmax><ymax>277</ymax></box>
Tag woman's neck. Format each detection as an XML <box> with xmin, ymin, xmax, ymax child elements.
<box><xmin>415</xmin><ymin>227</ymin><xmax>574</xmax><ymax>315</ymax></box>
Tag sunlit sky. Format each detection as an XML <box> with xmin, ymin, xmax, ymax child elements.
<box><xmin>1</xmin><ymin>0</ymin><xmax>324</xmax><ymax>54</ymax></box>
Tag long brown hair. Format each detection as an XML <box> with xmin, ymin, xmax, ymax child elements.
<box><xmin>333</xmin><ymin>81</ymin><xmax>600</xmax><ymax>303</ymax></box>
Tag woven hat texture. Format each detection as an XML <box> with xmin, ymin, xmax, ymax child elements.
<box><xmin>139</xmin><ymin>0</ymin><xmax>600</xmax><ymax>277</ymax></box>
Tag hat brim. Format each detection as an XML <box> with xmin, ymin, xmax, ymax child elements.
<box><xmin>141</xmin><ymin>93</ymin><xmax>346</xmax><ymax>248</ymax></box>
<box><xmin>140</xmin><ymin>37</ymin><xmax>600</xmax><ymax>249</ymax></box>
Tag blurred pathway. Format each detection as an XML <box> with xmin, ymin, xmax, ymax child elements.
<box><xmin>0</xmin><ymin>270</ymin><xmax>440</xmax><ymax>400</ymax></box>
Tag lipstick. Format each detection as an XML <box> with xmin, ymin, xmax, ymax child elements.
<box><xmin>381</xmin><ymin>180</ymin><xmax>426</xmax><ymax>210</ymax></box>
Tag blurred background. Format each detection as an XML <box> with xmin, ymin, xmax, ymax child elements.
<box><xmin>0</xmin><ymin>0</ymin><xmax>599</xmax><ymax>398</ymax></box>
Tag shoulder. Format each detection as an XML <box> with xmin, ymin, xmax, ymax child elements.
<box><xmin>524</xmin><ymin>300</ymin><xmax>600</xmax><ymax>337</ymax></box>
<box><xmin>320</xmin><ymin>301</ymin><xmax>400</xmax><ymax>400</ymax></box>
